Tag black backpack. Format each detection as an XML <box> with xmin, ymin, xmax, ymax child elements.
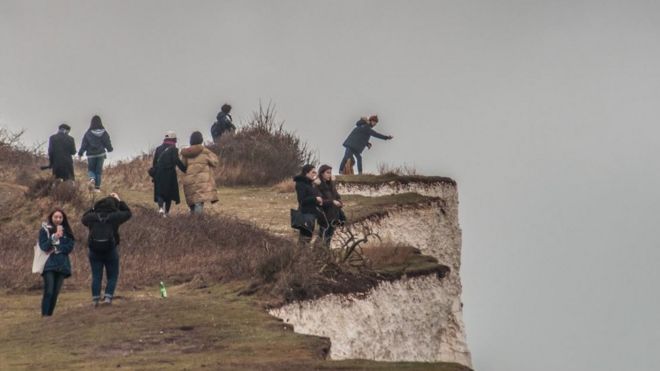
<box><xmin>88</xmin><ymin>214</ymin><xmax>116</xmax><ymax>253</ymax></box>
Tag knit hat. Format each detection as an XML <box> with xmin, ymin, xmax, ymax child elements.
<box><xmin>164</xmin><ymin>131</ymin><xmax>177</xmax><ymax>139</ymax></box>
<box><xmin>190</xmin><ymin>131</ymin><xmax>204</xmax><ymax>146</ymax></box>
<box><xmin>368</xmin><ymin>115</ymin><xmax>379</xmax><ymax>123</ymax></box>
<box><xmin>318</xmin><ymin>164</ymin><xmax>332</xmax><ymax>176</ymax></box>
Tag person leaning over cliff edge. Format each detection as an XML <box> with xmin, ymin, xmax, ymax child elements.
<box><xmin>180</xmin><ymin>131</ymin><xmax>219</xmax><ymax>214</ymax></box>
<box><xmin>38</xmin><ymin>208</ymin><xmax>75</xmax><ymax>316</ymax></box>
<box><xmin>78</xmin><ymin>115</ymin><xmax>113</xmax><ymax>192</ymax></box>
<box><xmin>293</xmin><ymin>164</ymin><xmax>329</xmax><ymax>245</ymax></box>
<box><xmin>211</xmin><ymin>104</ymin><xmax>236</xmax><ymax>144</ymax></box>
<box><xmin>44</xmin><ymin>123</ymin><xmax>77</xmax><ymax>181</ymax></box>
<box><xmin>339</xmin><ymin>115</ymin><xmax>393</xmax><ymax>175</ymax></box>
<box><xmin>316</xmin><ymin>164</ymin><xmax>345</xmax><ymax>246</ymax></box>
<box><xmin>82</xmin><ymin>193</ymin><xmax>132</xmax><ymax>306</ymax></box>
<box><xmin>152</xmin><ymin>131</ymin><xmax>186</xmax><ymax>217</ymax></box>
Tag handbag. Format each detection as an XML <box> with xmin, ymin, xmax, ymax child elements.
<box><xmin>290</xmin><ymin>209</ymin><xmax>316</xmax><ymax>233</ymax></box>
<box><xmin>32</xmin><ymin>241</ymin><xmax>51</xmax><ymax>274</ymax></box>
<box><xmin>148</xmin><ymin>147</ymin><xmax>172</xmax><ymax>178</ymax></box>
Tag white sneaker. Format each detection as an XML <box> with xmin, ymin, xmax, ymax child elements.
<box><xmin>158</xmin><ymin>208</ymin><xmax>165</xmax><ymax>216</ymax></box>
<box><xmin>93</xmin><ymin>188</ymin><xmax>101</xmax><ymax>193</ymax></box>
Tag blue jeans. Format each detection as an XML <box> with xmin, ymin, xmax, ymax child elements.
<box><xmin>339</xmin><ymin>147</ymin><xmax>362</xmax><ymax>174</ymax></box>
<box><xmin>189</xmin><ymin>203</ymin><xmax>204</xmax><ymax>214</ymax></box>
<box><xmin>42</xmin><ymin>271</ymin><xmax>65</xmax><ymax>316</ymax></box>
<box><xmin>89</xmin><ymin>248</ymin><xmax>119</xmax><ymax>300</ymax></box>
<box><xmin>87</xmin><ymin>156</ymin><xmax>105</xmax><ymax>189</ymax></box>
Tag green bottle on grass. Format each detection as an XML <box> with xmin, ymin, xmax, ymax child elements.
<box><xmin>159</xmin><ymin>281</ymin><xmax>168</xmax><ymax>298</ymax></box>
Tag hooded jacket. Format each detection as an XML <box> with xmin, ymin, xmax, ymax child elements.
<box><xmin>79</xmin><ymin>129</ymin><xmax>113</xmax><ymax>158</ymax></box>
<box><xmin>342</xmin><ymin>118</ymin><xmax>390</xmax><ymax>154</ymax></box>
<box><xmin>180</xmin><ymin>145</ymin><xmax>219</xmax><ymax>205</ymax></box>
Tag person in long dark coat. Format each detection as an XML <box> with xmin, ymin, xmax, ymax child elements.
<box><xmin>339</xmin><ymin>115</ymin><xmax>393</xmax><ymax>174</ymax></box>
<box><xmin>153</xmin><ymin>131</ymin><xmax>186</xmax><ymax>216</ymax></box>
<box><xmin>293</xmin><ymin>164</ymin><xmax>328</xmax><ymax>245</ymax></box>
<box><xmin>47</xmin><ymin>123</ymin><xmax>77</xmax><ymax>181</ymax></box>
<box><xmin>316</xmin><ymin>164</ymin><xmax>345</xmax><ymax>246</ymax></box>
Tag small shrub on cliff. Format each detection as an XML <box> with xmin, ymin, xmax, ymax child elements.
<box><xmin>211</xmin><ymin>103</ymin><xmax>316</xmax><ymax>186</ymax></box>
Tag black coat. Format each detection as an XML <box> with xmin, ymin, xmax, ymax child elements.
<box><xmin>82</xmin><ymin>201</ymin><xmax>132</xmax><ymax>247</ymax></box>
<box><xmin>152</xmin><ymin>144</ymin><xmax>186</xmax><ymax>203</ymax></box>
<box><xmin>48</xmin><ymin>132</ymin><xmax>76</xmax><ymax>180</ymax></box>
<box><xmin>211</xmin><ymin>112</ymin><xmax>236</xmax><ymax>140</ymax></box>
<box><xmin>78</xmin><ymin>129</ymin><xmax>113</xmax><ymax>157</ymax></box>
<box><xmin>317</xmin><ymin>180</ymin><xmax>344</xmax><ymax>223</ymax></box>
<box><xmin>342</xmin><ymin>119</ymin><xmax>390</xmax><ymax>154</ymax></box>
<box><xmin>294</xmin><ymin>175</ymin><xmax>328</xmax><ymax>226</ymax></box>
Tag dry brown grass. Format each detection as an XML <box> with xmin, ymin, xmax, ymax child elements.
<box><xmin>272</xmin><ymin>179</ymin><xmax>295</xmax><ymax>193</ymax></box>
<box><xmin>377</xmin><ymin>162</ymin><xmax>418</xmax><ymax>176</ymax></box>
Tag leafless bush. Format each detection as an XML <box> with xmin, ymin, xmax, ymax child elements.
<box><xmin>210</xmin><ymin>103</ymin><xmax>317</xmax><ymax>186</ymax></box>
<box><xmin>0</xmin><ymin>128</ymin><xmax>46</xmax><ymax>184</ymax></box>
<box><xmin>377</xmin><ymin>163</ymin><xmax>418</xmax><ymax>176</ymax></box>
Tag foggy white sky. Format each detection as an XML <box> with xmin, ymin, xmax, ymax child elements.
<box><xmin>2</xmin><ymin>1</ymin><xmax>660</xmax><ymax>370</ymax></box>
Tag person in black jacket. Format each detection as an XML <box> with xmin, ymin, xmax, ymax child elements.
<box><xmin>81</xmin><ymin>193</ymin><xmax>131</xmax><ymax>306</ymax></box>
<box><xmin>211</xmin><ymin>103</ymin><xmax>236</xmax><ymax>143</ymax></box>
<box><xmin>339</xmin><ymin>115</ymin><xmax>393</xmax><ymax>174</ymax></box>
<box><xmin>78</xmin><ymin>115</ymin><xmax>113</xmax><ymax>192</ymax></box>
<box><xmin>316</xmin><ymin>164</ymin><xmax>345</xmax><ymax>246</ymax></box>
<box><xmin>153</xmin><ymin>131</ymin><xmax>186</xmax><ymax>216</ymax></box>
<box><xmin>293</xmin><ymin>164</ymin><xmax>328</xmax><ymax>245</ymax></box>
<box><xmin>46</xmin><ymin>123</ymin><xmax>77</xmax><ymax>181</ymax></box>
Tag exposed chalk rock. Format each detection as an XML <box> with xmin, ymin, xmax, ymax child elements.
<box><xmin>271</xmin><ymin>179</ymin><xmax>472</xmax><ymax>368</ymax></box>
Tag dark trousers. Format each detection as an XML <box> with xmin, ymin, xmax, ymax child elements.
<box><xmin>42</xmin><ymin>271</ymin><xmax>65</xmax><ymax>316</ymax></box>
<box><xmin>157</xmin><ymin>196</ymin><xmax>172</xmax><ymax>213</ymax></box>
<box><xmin>87</xmin><ymin>156</ymin><xmax>105</xmax><ymax>189</ymax></box>
<box><xmin>339</xmin><ymin>147</ymin><xmax>362</xmax><ymax>174</ymax></box>
<box><xmin>89</xmin><ymin>249</ymin><xmax>119</xmax><ymax>300</ymax></box>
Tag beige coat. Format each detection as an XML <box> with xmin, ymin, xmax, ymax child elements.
<box><xmin>180</xmin><ymin>145</ymin><xmax>219</xmax><ymax>205</ymax></box>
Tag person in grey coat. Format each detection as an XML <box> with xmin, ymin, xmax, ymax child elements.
<box><xmin>339</xmin><ymin>115</ymin><xmax>393</xmax><ymax>174</ymax></box>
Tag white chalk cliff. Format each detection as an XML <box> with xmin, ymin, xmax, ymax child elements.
<box><xmin>270</xmin><ymin>178</ymin><xmax>472</xmax><ymax>368</ymax></box>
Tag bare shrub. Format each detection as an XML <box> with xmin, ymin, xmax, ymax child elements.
<box><xmin>210</xmin><ymin>103</ymin><xmax>316</xmax><ymax>186</ymax></box>
<box><xmin>377</xmin><ymin>163</ymin><xmax>418</xmax><ymax>176</ymax></box>
<box><xmin>0</xmin><ymin>128</ymin><xmax>46</xmax><ymax>184</ymax></box>
<box><xmin>26</xmin><ymin>178</ymin><xmax>89</xmax><ymax>210</ymax></box>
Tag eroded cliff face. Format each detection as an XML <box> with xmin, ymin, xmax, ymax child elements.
<box><xmin>270</xmin><ymin>179</ymin><xmax>472</xmax><ymax>368</ymax></box>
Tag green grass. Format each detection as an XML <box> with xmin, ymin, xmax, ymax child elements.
<box><xmin>0</xmin><ymin>284</ymin><xmax>470</xmax><ymax>370</ymax></box>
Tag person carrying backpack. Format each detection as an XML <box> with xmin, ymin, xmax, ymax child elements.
<box><xmin>211</xmin><ymin>104</ymin><xmax>236</xmax><ymax>144</ymax></box>
<box><xmin>78</xmin><ymin>115</ymin><xmax>113</xmax><ymax>192</ymax></box>
<box><xmin>38</xmin><ymin>208</ymin><xmax>75</xmax><ymax>316</ymax></box>
<box><xmin>81</xmin><ymin>193</ymin><xmax>131</xmax><ymax>306</ymax></box>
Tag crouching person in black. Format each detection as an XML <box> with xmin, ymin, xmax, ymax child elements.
<box><xmin>293</xmin><ymin>164</ymin><xmax>328</xmax><ymax>246</ymax></box>
<box><xmin>317</xmin><ymin>164</ymin><xmax>345</xmax><ymax>247</ymax></box>
<box><xmin>82</xmin><ymin>193</ymin><xmax>132</xmax><ymax>306</ymax></box>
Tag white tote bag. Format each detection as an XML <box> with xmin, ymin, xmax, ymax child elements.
<box><xmin>32</xmin><ymin>242</ymin><xmax>51</xmax><ymax>274</ymax></box>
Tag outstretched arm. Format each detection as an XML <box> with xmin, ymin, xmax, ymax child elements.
<box><xmin>368</xmin><ymin>128</ymin><xmax>391</xmax><ymax>140</ymax></box>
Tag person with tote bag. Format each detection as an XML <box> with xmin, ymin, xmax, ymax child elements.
<box><xmin>36</xmin><ymin>208</ymin><xmax>75</xmax><ymax>317</ymax></box>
